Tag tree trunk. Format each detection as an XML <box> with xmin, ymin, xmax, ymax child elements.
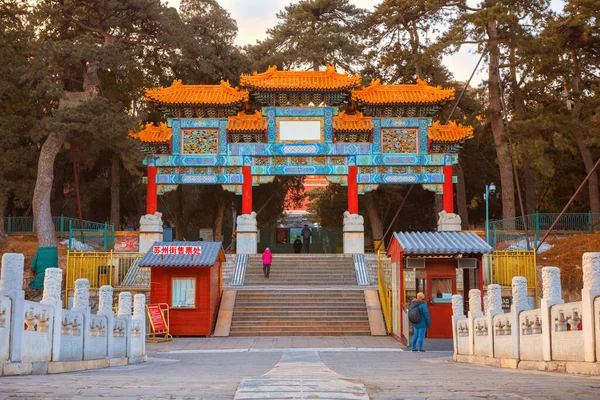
<box><xmin>32</xmin><ymin>62</ymin><xmax>99</xmax><ymax>247</ymax></box>
<box><xmin>523</xmin><ymin>160</ymin><xmax>536</xmax><ymax>214</ymax></box>
<box><xmin>175</xmin><ymin>186</ymin><xmax>184</xmax><ymax>240</ymax></box>
<box><xmin>214</xmin><ymin>195</ymin><xmax>226</xmax><ymax>241</ymax></box>
<box><xmin>570</xmin><ymin>47</ymin><xmax>600</xmax><ymax>214</ymax></box>
<box><xmin>487</xmin><ymin>20</ymin><xmax>515</xmax><ymax>220</ymax></box>
<box><xmin>455</xmin><ymin>164</ymin><xmax>469</xmax><ymax>229</ymax></box>
<box><xmin>0</xmin><ymin>192</ymin><xmax>7</xmax><ymax>238</ymax></box>
<box><xmin>575</xmin><ymin>132</ymin><xmax>600</xmax><ymax>213</ymax></box>
<box><xmin>434</xmin><ymin>194</ymin><xmax>443</xmax><ymax>215</ymax></box>
<box><xmin>110</xmin><ymin>152</ymin><xmax>121</xmax><ymax>231</ymax></box>
<box><xmin>364</xmin><ymin>192</ymin><xmax>383</xmax><ymax>241</ymax></box>
<box><xmin>51</xmin><ymin>156</ymin><xmax>66</xmax><ymax>216</ymax></box>
<box><xmin>33</xmin><ymin>132</ymin><xmax>67</xmax><ymax>247</ymax></box>
<box><xmin>510</xmin><ymin>52</ymin><xmax>535</xmax><ymax>215</ymax></box>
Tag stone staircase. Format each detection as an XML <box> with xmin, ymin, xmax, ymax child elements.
<box><xmin>229</xmin><ymin>290</ymin><xmax>371</xmax><ymax>336</ymax></box>
<box><xmin>224</xmin><ymin>254</ymin><xmax>377</xmax><ymax>336</ymax></box>
<box><xmin>243</xmin><ymin>254</ymin><xmax>357</xmax><ymax>286</ymax></box>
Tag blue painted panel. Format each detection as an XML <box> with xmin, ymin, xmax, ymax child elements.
<box><xmin>380</xmin><ymin>155</ymin><xmax>421</xmax><ymax>165</ymax></box>
<box><xmin>380</xmin><ymin>118</ymin><xmax>421</xmax><ymax>128</ymax></box>
<box><xmin>180</xmin><ymin>156</ymin><xmax>219</xmax><ymax>166</ymax></box>
<box><xmin>179</xmin><ymin>119</ymin><xmax>222</xmax><ymax>128</ymax></box>
<box><xmin>372</xmin><ymin>119</ymin><xmax>381</xmax><ymax>154</ymax></box>
<box><xmin>219</xmin><ymin>120</ymin><xmax>228</xmax><ymax>155</ymax></box>
<box><xmin>262</xmin><ymin>107</ymin><xmax>338</xmax><ymax>117</ymax></box>
<box><xmin>172</xmin><ymin>120</ymin><xmax>181</xmax><ymax>155</ymax></box>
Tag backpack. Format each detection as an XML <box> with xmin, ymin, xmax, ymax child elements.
<box><xmin>408</xmin><ymin>302</ymin><xmax>422</xmax><ymax>324</ymax></box>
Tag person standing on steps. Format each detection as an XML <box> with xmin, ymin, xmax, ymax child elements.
<box><xmin>262</xmin><ymin>248</ymin><xmax>272</xmax><ymax>278</ymax></box>
<box><xmin>408</xmin><ymin>292</ymin><xmax>431</xmax><ymax>352</ymax></box>
<box><xmin>301</xmin><ymin>224</ymin><xmax>312</xmax><ymax>254</ymax></box>
<box><xmin>293</xmin><ymin>236</ymin><xmax>303</xmax><ymax>254</ymax></box>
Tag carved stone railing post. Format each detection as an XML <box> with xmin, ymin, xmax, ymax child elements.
<box><xmin>0</xmin><ymin>253</ymin><xmax>25</xmax><ymax>362</ymax></box>
<box><xmin>541</xmin><ymin>267</ymin><xmax>563</xmax><ymax>361</ymax></box>
<box><xmin>511</xmin><ymin>276</ymin><xmax>531</xmax><ymax>359</ymax></box>
<box><xmin>98</xmin><ymin>285</ymin><xmax>115</xmax><ymax>358</ymax></box>
<box><xmin>468</xmin><ymin>289</ymin><xmax>483</xmax><ymax>355</ymax></box>
<box><xmin>41</xmin><ymin>268</ymin><xmax>63</xmax><ymax>362</ymax></box>
<box><xmin>486</xmin><ymin>284</ymin><xmax>504</xmax><ymax>357</ymax></box>
<box><xmin>133</xmin><ymin>294</ymin><xmax>146</xmax><ymax>357</ymax></box>
<box><xmin>581</xmin><ymin>253</ymin><xmax>600</xmax><ymax>362</ymax></box>
<box><xmin>72</xmin><ymin>279</ymin><xmax>90</xmax><ymax>314</ymax></box>
<box><xmin>451</xmin><ymin>294</ymin><xmax>465</xmax><ymax>356</ymax></box>
<box><xmin>117</xmin><ymin>292</ymin><xmax>132</xmax><ymax>357</ymax></box>
<box><xmin>73</xmin><ymin>278</ymin><xmax>92</xmax><ymax>362</ymax></box>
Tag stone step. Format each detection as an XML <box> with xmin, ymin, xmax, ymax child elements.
<box><xmin>231</xmin><ymin>311</ymin><xmax>369</xmax><ymax>317</ymax></box>
<box><xmin>228</xmin><ymin>328</ymin><xmax>372</xmax><ymax>336</ymax></box>
<box><xmin>231</xmin><ymin>315</ymin><xmax>369</xmax><ymax>321</ymax></box>
<box><xmin>235</xmin><ymin>292</ymin><xmax>365</xmax><ymax>300</ymax></box>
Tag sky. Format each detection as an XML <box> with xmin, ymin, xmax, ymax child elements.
<box><xmin>166</xmin><ymin>0</ymin><xmax>565</xmax><ymax>85</ymax></box>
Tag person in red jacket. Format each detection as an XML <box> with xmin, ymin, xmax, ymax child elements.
<box><xmin>262</xmin><ymin>248</ymin><xmax>272</xmax><ymax>278</ymax></box>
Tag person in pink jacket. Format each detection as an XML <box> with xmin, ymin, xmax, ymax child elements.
<box><xmin>262</xmin><ymin>248</ymin><xmax>272</xmax><ymax>278</ymax></box>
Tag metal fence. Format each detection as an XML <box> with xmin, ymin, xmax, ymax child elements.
<box><xmin>488</xmin><ymin>212</ymin><xmax>600</xmax><ymax>249</ymax></box>
<box><xmin>487</xmin><ymin>250</ymin><xmax>538</xmax><ymax>305</ymax></box>
<box><xmin>5</xmin><ymin>215</ymin><xmax>111</xmax><ymax>239</ymax></box>
<box><xmin>68</xmin><ymin>224</ymin><xmax>115</xmax><ymax>251</ymax></box>
<box><xmin>65</xmin><ymin>251</ymin><xmax>147</xmax><ymax>291</ymax></box>
<box><xmin>377</xmin><ymin>249</ymin><xmax>392</xmax><ymax>334</ymax></box>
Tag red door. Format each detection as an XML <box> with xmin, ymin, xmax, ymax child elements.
<box><xmin>426</xmin><ymin>272</ymin><xmax>456</xmax><ymax>338</ymax></box>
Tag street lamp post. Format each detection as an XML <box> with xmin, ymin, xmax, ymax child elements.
<box><xmin>485</xmin><ymin>182</ymin><xmax>496</xmax><ymax>245</ymax></box>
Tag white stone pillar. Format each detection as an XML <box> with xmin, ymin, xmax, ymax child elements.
<box><xmin>437</xmin><ymin>211</ymin><xmax>462</xmax><ymax>232</ymax></box>
<box><xmin>117</xmin><ymin>292</ymin><xmax>132</xmax><ymax>357</ymax></box>
<box><xmin>236</xmin><ymin>212</ymin><xmax>257</xmax><ymax>254</ymax></box>
<box><xmin>343</xmin><ymin>211</ymin><xmax>364</xmax><ymax>254</ymax></box>
<box><xmin>98</xmin><ymin>285</ymin><xmax>115</xmax><ymax>358</ymax></box>
<box><xmin>511</xmin><ymin>276</ymin><xmax>531</xmax><ymax>359</ymax></box>
<box><xmin>133</xmin><ymin>294</ymin><xmax>146</xmax><ymax>357</ymax></box>
<box><xmin>486</xmin><ymin>284</ymin><xmax>504</xmax><ymax>357</ymax></box>
<box><xmin>41</xmin><ymin>268</ymin><xmax>63</xmax><ymax>362</ymax></box>
<box><xmin>468</xmin><ymin>289</ymin><xmax>483</xmax><ymax>355</ymax></box>
<box><xmin>581</xmin><ymin>253</ymin><xmax>600</xmax><ymax>362</ymax></box>
<box><xmin>541</xmin><ymin>267</ymin><xmax>563</xmax><ymax>361</ymax></box>
<box><xmin>73</xmin><ymin>279</ymin><xmax>91</xmax><ymax>314</ymax></box>
<box><xmin>0</xmin><ymin>253</ymin><xmax>25</xmax><ymax>362</ymax></box>
<box><xmin>451</xmin><ymin>294</ymin><xmax>465</xmax><ymax>356</ymax></box>
<box><xmin>139</xmin><ymin>212</ymin><xmax>164</xmax><ymax>254</ymax></box>
<box><xmin>73</xmin><ymin>278</ymin><xmax>91</xmax><ymax>361</ymax></box>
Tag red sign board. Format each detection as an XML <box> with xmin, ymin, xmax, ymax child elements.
<box><xmin>152</xmin><ymin>245</ymin><xmax>201</xmax><ymax>255</ymax></box>
<box><xmin>147</xmin><ymin>305</ymin><xmax>167</xmax><ymax>331</ymax></box>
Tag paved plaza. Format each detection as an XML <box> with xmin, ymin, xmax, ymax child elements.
<box><xmin>1</xmin><ymin>337</ymin><xmax>600</xmax><ymax>399</ymax></box>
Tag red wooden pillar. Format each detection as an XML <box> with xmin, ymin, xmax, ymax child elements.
<box><xmin>146</xmin><ymin>166</ymin><xmax>158</xmax><ymax>214</ymax></box>
<box><xmin>443</xmin><ymin>165</ymin><xmax>454</xmax><ymax>213</ymax></box>
<box><xmin>242</xmin><ymin>166</ymin><xmax>252</xmax><ymax>215</ymax></box>
<box><xmin>348</xmin><ymin>165</ymin><xmax>358</xmax><ymax>214</ymax></box>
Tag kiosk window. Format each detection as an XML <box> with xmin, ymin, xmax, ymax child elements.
<box><xmin>431</xmin><ymin>278</ymin><xmax>453</xmax><ymax>303</ymax></box>
<box><xmin>172</xmin><ymin>278</ymin><xmax>196</xmax><ymax>308</ymax></box>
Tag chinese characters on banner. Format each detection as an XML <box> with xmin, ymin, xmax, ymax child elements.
<box><xmin>152</xmin><ymin>246</ymin><xmax>202</xmax><ymax>255</ymax></box>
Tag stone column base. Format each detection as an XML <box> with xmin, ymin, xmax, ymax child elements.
<box><xmin>139</xmin><ymin>212</ymin><xmax>164</xmax><ymax>254</ymax></box>
<box><xmin>236</xmin><ymin>212</ymin><xmax>257</xmax><ymax>255</ymax></box>
<box><xmin>343</xmin><ymin>211</ymin><xmax>364</xmax><ymax>254</ymax></box>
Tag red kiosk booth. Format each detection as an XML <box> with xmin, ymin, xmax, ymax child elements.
<box><xmin>139</xmin><ymin>241</ymin><xmax>226</xmax><ymax>336</ymax></box>
<box><xmin>387</xmin><ymin>231</ymin><xmax>492</xmax><ymax>339</ymax></box>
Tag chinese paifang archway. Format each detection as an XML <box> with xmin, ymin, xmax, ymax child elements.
<box><xmin>132</xmin><ymin>65</ymin><xmax>474</xmax><ymax>254</ymax></box>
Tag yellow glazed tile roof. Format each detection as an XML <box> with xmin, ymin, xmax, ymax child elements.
<box><xmin>145</xmin><ymin>80</ymin><xmax>249</xmax><ymax>106</ymax></box>
<box><xmin>129</xmin><ymin>122</ymin><xmax>172</xmax><ymax>143</ymax></box>
<box><xmin>240</xmin><ymin>65</ymin><xmax>362</xmax><ymax>91</ymax></box>
<box><xmin>428</xmin><ymin>121</ymin><xmax>474</xmax><ymax>142</ymax></box>
<box><xmin>227</xmin><ymin>111</ymin><xmax>267</xmax><ymax>132</ymax></box>
<box><xmin>333</xmin><ymin>111</ymin><xmax>373</xmax><ymax>132</ymax></box>
<box><xmin>352</xmin><ymin>79</ymin><xmax>455</xmax><ymax>105</ymax></box>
